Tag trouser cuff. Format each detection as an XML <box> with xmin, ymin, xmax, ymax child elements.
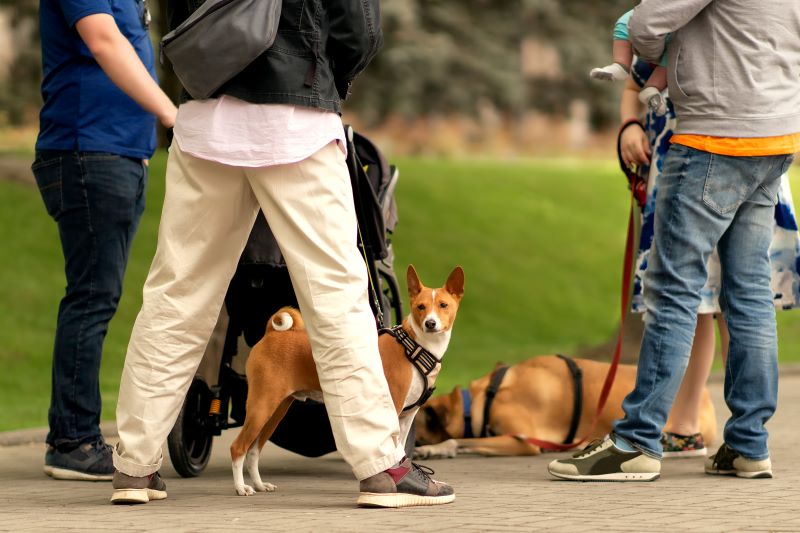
<box><xmin>352</xmin><ymin>448</ymin><xmax>407</xmax><ymax>481</ymax></box>
<box><xmin>112</xmin><ymin>443</ymin><xmax>162</xmax><ymax>477</ymax></box>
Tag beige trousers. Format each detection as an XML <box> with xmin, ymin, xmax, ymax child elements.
<box><xmin>113</xmin><ymin>142</ymin><xmax>404</xmax><ymax>480</ymax></box>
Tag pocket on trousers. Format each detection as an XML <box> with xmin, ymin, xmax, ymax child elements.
<box><xmin>779</xmin><ymin>155</ymin><xmax>795</xmax><ymax>177</ymax></box>
<box><xmin>31</xmin><ymin>155</ymin><xmax>64</xmax><ymax>219</ymax></box>
<box><xmin>702</xmin><ymin>155</ymin><xmax>749</xmax><ymax>215</ymax></box>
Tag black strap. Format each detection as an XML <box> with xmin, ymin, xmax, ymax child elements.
<box><xmin>556</xmin><ymin>354</ymin><xmax>583</xmax><ymax>445</ymax></box>
<box><xmin>461</xmin><ymin>388</ymin><xmax>474</xmax><ymax>438</ymax></box>
<box><xmin>480</xmin><ymin>365</ymin><xmax>510</xmax><ymax>438</ymax></box>
<box><xmin>379</xmin><ymin>326</ymin><xmax>440</xmax><ymax>412</ymax></box>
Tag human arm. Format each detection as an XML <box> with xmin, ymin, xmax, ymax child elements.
<box><xmin>327</xmin><ymin>0</ymin><xmax>383</xmax><ymax>99</ymax></box>
<box><xmin>75</xmin><ymin>14</ymin><xmax>177</xmax><ymax>127</ymax></box>
<box><xmin>628</xmin><ymin>0</ymin><xmax>713</xmax><ymax>63</ymax></box>
<box><xmin>619</xmin><ymin>76</ymin><xmax>650</xmax><ymax>168</ymax></box>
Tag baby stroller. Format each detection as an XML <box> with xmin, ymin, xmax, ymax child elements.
<box><xmin>167</xmin><ymin>127</ymin><xmax>407</xmax><ymax>477</ymax></box>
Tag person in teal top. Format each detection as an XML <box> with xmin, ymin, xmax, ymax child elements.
<box><xmin>590</xmin><ymin>9</ymin><xmax>669</xmax><ymax>116</ymax></box>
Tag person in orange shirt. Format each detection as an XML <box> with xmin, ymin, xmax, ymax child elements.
<box><xmin>550</xmin><ymin>0</ymin><xmax>800</xmax><ymax>482</ymax></box>
<box><xmin>618</xmin><ymin>59</ymin><xmax>800</xmax><ymax>459</ymax></box>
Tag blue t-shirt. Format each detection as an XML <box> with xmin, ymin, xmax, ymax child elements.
<box><xmin>36</xmin><ymin>0</ymin><xmax>158</xmax><ymax>159</ymax></box>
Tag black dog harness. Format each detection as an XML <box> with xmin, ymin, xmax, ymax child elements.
<box><xmin>466</xmin><ymin>354</ymin><xmax>584</xmax><ymax>444</ymax></box>
<box><xmin>379</xmin><ymin>325</ymin><xmax>440</xmax><ymax>412</ymax></box>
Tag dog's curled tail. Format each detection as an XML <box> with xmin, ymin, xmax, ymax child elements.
<box><xmin>266</xmin><ymin>307</ymin><xmax>305</xmax><ymax>334</ymax></box>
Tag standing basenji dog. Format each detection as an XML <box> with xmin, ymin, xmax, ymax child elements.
<box><xmin>230</xmin><ymin>265</ymin><xmax>464</xmax><ymax>497</ymax></box>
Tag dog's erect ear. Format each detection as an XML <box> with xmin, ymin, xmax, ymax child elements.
<box><xmin>445</xmin><ymin>266</ymin><xmax>464</xmax><ymax>300</ymax></box>
<box><xmin>407</xmin><ymin>264</ymin><xmax>423</xmax><ymax>298</ymax></box>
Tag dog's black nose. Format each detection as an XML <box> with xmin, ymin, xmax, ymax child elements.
<box><xmin>424</xmin><ymin>319</ymin><xmax>437</xmax><ymax>330</ymax></box>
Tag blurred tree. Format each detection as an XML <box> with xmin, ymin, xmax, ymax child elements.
<box><xmin>349</xmin><ymin>0</ymin><xmax>634</xmax><ymax>128</ymax></box>
<box><xmin>521</xmin><ymin>0</ymin><xmax>633</xmax><ymax>128</ymax></box>
<box><xmin>349</xmin><ymin>0</ymin><xmax>527</xmax><ymax>125</ymax></box>
<box><xmin>0</xmin><ymin>0</ymin><xmax>40</xmax><ymax>125</ymax></box>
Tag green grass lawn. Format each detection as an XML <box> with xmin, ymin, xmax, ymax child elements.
<box><xmin>3</xmin><ymin>153</ymin><xmax>800</xmax><ymax>431</ymax></box>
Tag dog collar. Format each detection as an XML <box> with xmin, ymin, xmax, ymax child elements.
<box><xmin>380</xmin><ymin>325</ymin><xmax>440</xmax><ymax>411</ymax></box>
<box><xmin>461</xmin><ymin>388</ymin><xmax>474</xmax><ymax>438</ymax></box>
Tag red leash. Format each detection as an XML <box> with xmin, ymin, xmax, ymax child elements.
<box><xmin>517</xmin><ymin>200</ymin><xmax>635</xmax><ymax>451</ymax></box>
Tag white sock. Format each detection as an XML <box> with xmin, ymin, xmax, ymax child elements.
<box><xmin>639</xmin><ymin>86</ymin><xmax>667</xmax><ymax>116</ymax></box>
<box><xmin>589</xmin><ymin>62</ymin><xmax>629</xmax><ymax>82</ymax></box>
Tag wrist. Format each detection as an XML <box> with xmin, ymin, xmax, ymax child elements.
<box><xmin>619</xmin><ymin>118</ymin><xmax>644</xmax><ymax>136</ymax></box>
<box><xmin>158</xmin><ymin>105</ymin><xmax>177</xmax><ymax>129</ymax></box>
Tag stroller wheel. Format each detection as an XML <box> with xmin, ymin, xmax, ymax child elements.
<box><xmin>168</xmin><ymin>378</ymin><xmax>214</xmax><ymax>478</ymax></box>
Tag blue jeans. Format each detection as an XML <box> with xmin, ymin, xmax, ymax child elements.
<box><xmin>32</xmin><ymin>151</ymin><xmax>147</xmax><ymax>447</ymax></box>
<box><xmin>614</xmin><ymin>144</ymin><xmax>792</xmax><ymax>460</ymax></box>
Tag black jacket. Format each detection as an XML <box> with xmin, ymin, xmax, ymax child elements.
<box><xmin>167</xmin><ymin>0</ymin><xmax>382</xmax><ymax>113</ymax></box>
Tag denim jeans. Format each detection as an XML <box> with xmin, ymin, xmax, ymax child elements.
<box><xmin>614</xmin><ymin>144</ymin><xmax>792</xmax><ymax>460</ymax></box>
<box><xmin>32</xmin><ymin>151</ymin><xmax>147</xmax><ymax>447</ymax></box>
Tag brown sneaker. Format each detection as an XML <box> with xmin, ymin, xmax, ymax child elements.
<box><xmin>357</xmin><ymin>458</ymin><xmax>455</xmax><ymax>508</ymax></box>
<box><xmin>110</xmin><ymin>470</ymin><xmax>168</xmax><ymax>504</ymax></box>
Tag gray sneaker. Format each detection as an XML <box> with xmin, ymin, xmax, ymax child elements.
<box><xmin>44</xmin><ymin>438</ymin><xmax>114</xmax><ymax>481</ymax></box>
<box><xmin>548</xmin><ymin>434</ymin><xmax>661</xmax><ymax>482</ymax></box>
<box><xmin>357</xmin><ymin>458</ymin><xmax>455</xmax><ymax>508</ymax></box>
<box><xmin>705</xmin><ymin>443</ymin><xmax>772</xmax><ymax>479</ymax></box>
<box><xmin>110</xmin><ymin>471</ymin><xmax>168</xmax><ymax>504</ymax></box>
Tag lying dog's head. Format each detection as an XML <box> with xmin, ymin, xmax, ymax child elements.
<box><xmin>406</xmin><ymin>265</ymin><xmax>464</xmax><ymax>336</ymax></box>
<box><xmin>414</xmin><ymin>387</ymin><xmax>464</xmax><ymax>445</ymax></box>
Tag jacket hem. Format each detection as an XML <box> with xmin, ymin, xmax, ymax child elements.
<box><xmin>673</xmin><ymin>114</ymin><xmax>800</xmax><ymax>139</ymax></box>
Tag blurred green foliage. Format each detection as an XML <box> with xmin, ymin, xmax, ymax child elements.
<box><xmin>2</xmin><ymin>0</ymin><xmax>635</xmax><ymax>128</ymax></box>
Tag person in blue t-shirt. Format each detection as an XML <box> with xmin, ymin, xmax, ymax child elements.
<box><xmin>34</xmin><ymin>0</ymin><xmax>176</xmax><ymax>481</ymax></box>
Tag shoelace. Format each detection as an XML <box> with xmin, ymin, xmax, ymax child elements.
<box><xmin>572</xmin><ymin>439</ymin><xmax>604</xmax><ymax>458</ymax></box>
<box><xmin>82</xmin><ymin>438</ymin><xmax>113</xmax><ymax>457</ymax></box>
<box><xmin>409</xmin><ymin>462</ymin><xmax>436</xmax><ymax>483</ymax></box>
<box><xmin>712</xmin><ymin>444</ymin><xmax>737</xmax><ymax>469</ymax></box>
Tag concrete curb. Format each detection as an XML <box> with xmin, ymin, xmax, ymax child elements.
<box><xmin>0</xmin><ymin>422</ymin><xmax>118</xmax><ymax>447</ymax></box>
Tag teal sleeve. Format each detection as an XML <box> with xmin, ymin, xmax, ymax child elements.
<box><xmin>613</xmin><ymin>10</ymin><xmax>634</xmax><ymax>41</ymax></box>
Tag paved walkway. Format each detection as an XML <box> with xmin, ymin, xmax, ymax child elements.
<box><xmin>2</xmin><ymin>373</ymin><xmax>800</xmax><ymax>532</ymax></box>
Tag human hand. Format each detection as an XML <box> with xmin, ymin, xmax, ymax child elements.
<box><xmin>620</xmin><ymin>123</ymin><xmax>651</xmax><ymax>168</ymax></box>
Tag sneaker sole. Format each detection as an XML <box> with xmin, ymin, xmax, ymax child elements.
<box><xmin>110</xmin><ymin>488</ymin><xmax>168</xmax><ymax>505</ymax></box>
<box><xmin>705</xmin><ymin>468</ymin><xmax>773</xmax><ymax>479</ymax></box>
<box><xmin>44</xmin><ymin>465</ymin><xmax>113</xmax><ymax>482</ymax></box>
<box><xmin>356</xmin><ymin>492</ymin><xmax>455</xmax><ymax>508</ymax></box>
<box><xmin>662</xmin><ymin>448</ymin><xmax>707</xmax><ymax>459</ymax></box>
<box><xmin>549</xmin><ymin>471</ymin><xmax>660</xmax><ymax>482</ymax></box>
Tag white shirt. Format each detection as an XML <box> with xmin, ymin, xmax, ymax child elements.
<box><xmin>173</xmin><ymin>95</ymin><xmax>346</xmax><ymax>167</ymax></box>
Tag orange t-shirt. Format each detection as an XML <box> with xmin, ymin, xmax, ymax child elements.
<box><xmin>670</xmin><ymin>133</ymin><xmax>800</xmax><ymax>157</ymax></box>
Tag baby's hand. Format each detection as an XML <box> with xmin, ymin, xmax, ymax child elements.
<box><xmin>590</xmin><ymin>63</ymin><xmax>629</xmax><ymax>82</ymax></box>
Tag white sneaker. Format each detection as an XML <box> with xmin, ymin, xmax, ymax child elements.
<box><xmin>548</xmin><ymin>434</ymin><xmax>661</xmax><ymax>482</ymax></box>
<box><xmin>705</xmin><ymin>443</ymin><xmax>772</xmax><ymax>479</ymax></box>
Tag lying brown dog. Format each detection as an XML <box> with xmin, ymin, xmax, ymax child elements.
<box><xmin>414</xmin><ymin>354</ymin><xmax>716</xmax><ymax>458</ymax></box>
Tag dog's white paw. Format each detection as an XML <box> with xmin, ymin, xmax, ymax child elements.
<box><xmin>235</xmin><ymin>484</ymin><xmax>256</xmax><ymax>496</ymax></box>
<box><xmin>254</xmin><ymin>481</ymin><xmax>277</xmax><ymax>492</ymax></box>
<box><xmin>414</xmin><ymin>439</ymin><xmax>458</xmax><ymax>459</ymax></box>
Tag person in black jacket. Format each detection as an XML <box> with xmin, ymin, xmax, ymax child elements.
<box><xmin>110</xmin><ymin>0</ymin><xmax>455</xmax><ymax>508</ymax></box>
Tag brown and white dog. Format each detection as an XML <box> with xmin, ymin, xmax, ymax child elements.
<box><xmin>230</xmin><ymin>265</ymin><xmax>465</xmax><ymax>496</ymax></box>
<box><xmin>414</xmin><ymin>355</ymin><xmax>717</xmax><ymax>458</ymax></box>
